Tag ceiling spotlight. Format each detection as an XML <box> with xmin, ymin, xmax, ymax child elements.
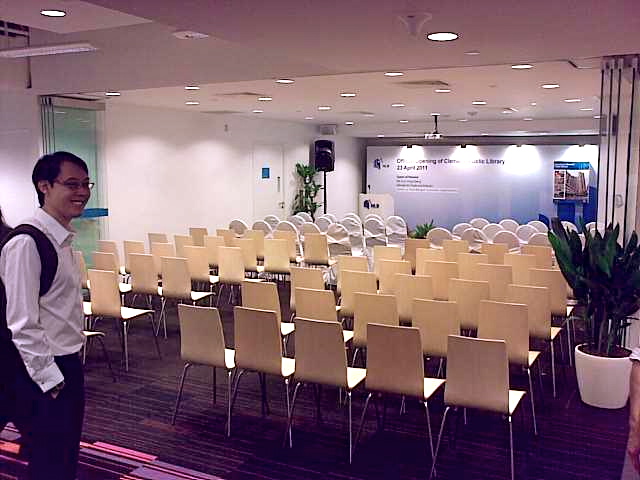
<box><xmin>345</xmin><ymin>121</ymin><xmax>355</xmax><ymax>125</ymax></box>
<box><xmin>377</xmin><ymin>134</ymin><xmax>385</xmax><ymax>138</ymax></box>
<box><xmin>185</xmin><ymin>85</ymin><xmax>200</xmax><ymax>90</ymax></box>
<box><xmin>399</xmin><ymin>120</ymin><xmax>409</xmax><ymax>123</ymax></box>
<box><xmin>304</xmin><ymin>116</ymin><xmax>314</xmax><ymax>120</ymax></box>
<box><xmin>185</xmin><ymin>101</ymin><xmax>200</xmax><ymax>105</ymax></box>
<box><xmin>317</xmin><ymin>106</ymin><xmax>332</xmax><ymax>111</ymax></box>
<box><xmin>435</xmin><ymin>88</ymin><xmax>451</xmax><ymax>93</ymax></box>
<box><xmin>472</xmin><ymin>100</ymin><xmax>487</xmax><ymax>105</ymax></box>
<box><xmin>430</xmin><ymin>112</ymin><xmax>441</xmax><ymax>116</ymax></box>
<box><xmin>427</xmin><ymin>32</ymin><xmax>459</xmax><ymax>41</ymax></box>
<box><xmin>275</xmin><ymin>78</ymin><xmax>294</xmax><ymax>84</ymax></box>
<box><xmin>252</xmin><ymin>109</ymin><xmax>264</xmax><ymax>113</ymax></box>
<box><xmin>257</xmin><ymin>97</ymin><xmax>273</xmax><ymax>101</ymax></box>
<box><xmin>458</xmin><ymin>119</ymin><xmax>469</xmax><ymax>122</ymax></box>
<box><xmin>40</xmin><ymin>9</ymin><xmax>66</xmax><ymax>17</ymax></box>
<box><xmin>580</xmin><ymin>107</ymin><xmax>594</xmax><ymax>111</ymax></box>
<box><xmin>340</xmin><ymin>92</ymin><xmax>357</xmax><ymax>97</ymax></box>
<box><xmin>541</xmin><ymin>84</ymin><xmax>560</xmax><ymax>89</ymax></box>
<box><xmin>530</xmin><ymin>102</ymin><xmax>537</xmax><ymax>106</ymax></box>
<box><xmin>594</xmin><ymin>115</ymin><xmax>602</xmax><ymax>119</ymax></box>
<box><xmin>523</xmin><ymin>117</ymin><xmax>533</xmax><ymax>121</ymax></box>
<box><xmin>511</xmin><ymin>64</ymin><xmax>533</xmax><ymax>69</ymax></box>
<box><xmin>362</xmin><ymin>113</ymin><xmax>375</xmax><ymax>117</ymax></box>
<box><xmin>501</xmin><ymin>109</ymin><xmax>513</xmax><ymax>114</ymax></box>
<box><xmin>564</xmin><ymin>98</ymin><xmax>582</xmax><ymax>103</ymax></box>
<box><xmin>384</xmin><ymin>72</ymin><xmax>404</xmax><ymax>77</ymax></box>
<box><xmin>105</xmin><ymin>92</ymin><xmax>120</xmax><ymax>96</ymax></box>
<box><xmin>391</xmin><ymin>103</ymin><xmax>405</xmax><ymax>107</ymax></box>
<box><xmin>464</xmin><ymin>50</ymin><xmax>480</xmax><ymax>55</ymax></box>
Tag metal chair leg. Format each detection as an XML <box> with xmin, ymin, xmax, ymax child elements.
<box><xmin>285</xmin><ymin>378</ymin><xmax>292</xmax><ymax>447</ymax></box>
<box><xmin>508</xmin><ymin>414</ymin><xmax>515</xmax><ymax>480</ymax></box>
<box><xmin>283</xmin><ymin>382</ymin><xmax>303</xmax><ymax>447</ymax></box>
<box><xmin>423</xmin><ymin>401</ymin><xmax>435</xmax><ymax>463</ymax></box>
<box><xmin>123</xmin><ymin>320</ymin><xmax>129</xmax><ymax>371</ymax></box>
<box><xmin>429</xmin><ymin>405</ymin><xmax>451</xmax><ymax>480</ymax></box>
<box><xmin>550</xmin><ymin>340</ymin><xmax>557</xmax><ymax>398</ymax></box>
<box><xmin>172</xmin><ymin>363</ymin><xmax>192</xmax><ymax>424</ymax></box>
<box><xmin>347</xmin><ymin>390</ymin><xmax>353</xmax><ymax>464</ymax></box>
<box><xmin>226</xmin><ymin>369</ymin><xmax>233</xmax><ymax>437</ymax></box>
<box><xmin>228</xmin><ymin>369</ymin><xmax>247</xmax><ymax>437</ymax></box>
<box><xmin>527</xmin><ymin>367</ymin><xmax>538</xmax><ymax>436</ymax></box>
<box><xmin>150</xmin><ymin>313</ymin><xmax>162</xmax><ymax>358</ymax></box>
<box><xmin>354</xmin><ymin>392</ymin><xmax>372</xmax><ymax>452</ymax></box>
<box><xmin>566</xmin><ymin>316</ymin><xmax>574</xmax><ymax>366</ymax></box>
<box><xmin>95</xmin><ymin>335</ymin><xmax>116</xmax><ymax>382</ymax></box>
<box><xmin>213</xmin><ymin>367</ymin><xmax>217</xmax><ymax>405</ymax></box>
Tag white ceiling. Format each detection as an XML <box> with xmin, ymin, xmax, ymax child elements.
<box><xmin>2</xmin><ymin>0</ymin><xmax>638</xmax><ymax>137</ymax></box>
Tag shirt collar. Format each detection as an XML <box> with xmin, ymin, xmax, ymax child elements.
<box><xmin>34</xmin><ymin>208</ymin><xmax>75</xmax><ymax>246</ymax></box>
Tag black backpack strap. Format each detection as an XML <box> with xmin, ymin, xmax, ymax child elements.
<box><xmin>0</xmin><ymin>224</ymin><xmax>58</xmax><ymax>296</ymax></box>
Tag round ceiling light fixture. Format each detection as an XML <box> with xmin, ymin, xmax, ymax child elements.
<box><xmin>511</xmin><ymin>64</ymin><xmax>533</xmax><ymax>69</ymax></box>
<box><xmin>384</xmin><ymin>72</ymin><xmax>404</xmax><ymax>77</ymax></box>
<box><xmin>541</xmin><ymin>83</ymin><xmax>560</xmax><ymax>89</ymax></box>
<box><xmin>275</xmin><ymin>79</ymin><xmax>294</xmax><ymax>84</ymax></box>
<box><xmin>40</xmin><ymin>9</ymin><xmax>66</xmax><ymax>17</ymax></box>
<box><xmin>427</xmin><ymin>32</ymin><xmax>459</xmax><ymax>42</ymax></box>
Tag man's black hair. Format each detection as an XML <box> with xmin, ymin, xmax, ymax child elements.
<box><xmin>32</xmin><ymin>152</ymin><xmax>89</xmax><ymax>207</ymax></box>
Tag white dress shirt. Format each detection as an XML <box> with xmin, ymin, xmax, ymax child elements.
<box><xmin>0</xmin><ymin>208</ymin><xmax>85</xmax><ymax>392</ymax></box>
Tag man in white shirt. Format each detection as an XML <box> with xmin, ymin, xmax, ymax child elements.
<box><xmin>0</xmin><ymin>152</ymin><xmax>92</xmax><ymax>480</ymax></box>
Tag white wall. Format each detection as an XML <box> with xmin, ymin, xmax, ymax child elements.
<box><xmin>103</xmin><ymin>103</ymin><xmax>364</xmax><ymax>244</ymax></box>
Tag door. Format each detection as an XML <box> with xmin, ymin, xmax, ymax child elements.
<box><xmin>252</xmin><ymin>144</ymin><xmax>285</xmax><ymax>223</ymax></box>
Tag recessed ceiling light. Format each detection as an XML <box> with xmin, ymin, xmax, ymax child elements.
<box><xmin>542</xmin><ymin>84</ymin><xmax>560</xmax><ymax>89</ymax></box>
<box><xmin>105</xmin><ymin>92</ymin><xmax>120</xmax><ymax>96</ymax></box>
<box><xmin>40</xmin><ymin>9</ymin><xmax>66</xmax><ymax>17</ymax></box>
<box><xmin>362</xmin><ymin>113</ymin><xmax>375</xmax><ymax>117</ymax></box>
<box><xmin>185</xmin><ymin>101</ymin><xmax>200</xmax><ymax>105</ymax></box>
<box><xmin>384</xmin><ymin>72</ymin><xmax>404</xmax><ymax>77</ymax></box>
<box><xmin>184</xmin><ymin>85</ymin><xmax>200</xmax><ymax>90</ymax></box>
<box><xmin>501</xmin><ymin>110</ymin><xmax>513</xmax><ymax>114</ymax></box>
<box><xmin>257</xmin><ymin>96</ymin><xmax>273</xmax><ymax>101</ymax></box>
<box><xmin>435</xmin><ymin>88</ymin><xmax>451</xmax><ymax>93</ymax></box>
<box><xmin>458</xmin><ymin>119</ymin><xmax>468</xmax><ymax>122</ymax></box>
<box><xmin>523</xmin><ymin>117</ymin><xmax>533</xmax><ymax>121</ymax></box>
<box><xmin>340</xmin><ymin>92</ymin><xmax>357</xmax><ymax>97</ymax></box>
<box><xmin>252</xmin><ymin>109</ymin><xmax>263</xmax><ymax>113</ymax></box>
<box><xmin>511</xmin><ymin>64</ymin><xmax>533</xmax><ymax>69</ymax></box>
<box><xmin>530</xmin><ymin>102</ymin><xmax>537</xmax><ymax>106</ymax></box>
<box><xmin>345</xmin><ymin>121</ymin><xmax>355</xmax><ymax>125</ymax></box>
<box><xmin>317</xmin><ymin>106</ymin><xmax>332</xmax><ymax>111</ymax></box>
<box><xmin>377</xmin><ymin>134</ymin><xmax>385</xmax><ymax>138</ymax></box>
<box><xmin>304</xmin><ymin>116</ymin><xmax>314</xmax><ymax>120</ymax></box>
<box><xmin>275</xmin><ymin>79</ymin><xmax>294</xmax><ymax>84</ymax></box>
<box><xmin>564</xmin><ymin>98</ymin><xmax>582</xmax><ymax>103</ymax></box>
<box><xmin>580</xmin><ymin>107</ymin><xmax>594</xmax><ymax>111</ymax></box>
<box><xmin>472</xmin><ymin>100</ymin><xmax>487</xmax><ymax>105</ymax></box>
<box><xmin>594</xmin><ymin>115</ymin><xmax>602</xmax><ymax>119</ymax></box>
<box><xmin>427</xmin><ymin>32</ymin><xmax>459</xmax><ymax>42</ymax></box>
<box><xmin>431</xmin><ymin>113</ymin><xmax>441</xmax><ymax>116</ymax></box>
<box><xmin>481</xmin><ymin>133</ymin><xmax>489</xmax><ymax>136</ymax></box>
<box><xmin>464</xmin><ymin>50</ymin><xmax>480</xmax><ymax>55</ymax></box>
<box><xmin>391</xmin><ymin>103</ymin><xmax>405</xmax><ymax>107</ymax></box>
<box><xmin>399</xmin><ymin>120</ymin><xmax>409</xmax><ymax>123</ymax></box>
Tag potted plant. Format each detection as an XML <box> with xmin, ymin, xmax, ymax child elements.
<box><xmin>548</xmin><ymin>219</ymin><xmax>640</xmax><ymax>408</ymax></box>
<box><xmin>292</xmin><ymin>163</ymin><xmax>322</xmax><ymax>220</ymax></box>
<box><xmin>409</xmin><ymin>219</ymin><xmax>436</xmax><ymax>239</ymax></box>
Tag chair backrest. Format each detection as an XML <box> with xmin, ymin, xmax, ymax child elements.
<box><xmin>273</xmin><ymin>230</ymin><xmax>298</xmax><ymax>261</ymax></box>
<box><xmin>503</xmin><ymin>253</ymin><xmax>538</xmax><ymax>285</ymax></box>
<box><xmin>442</xmin><ymin>239</ymin><xmax>469</xmax><ymax>262</ymax></box>
<box><xmin>303</xmin><ymin>233</ymin><xmax>329</xmax><ymax>265</ymax></box>
<box><xmin>364</xmin><ymin>213</ymin><xmax>384</xmax><ymax>223</ymax></box>
<box><xmin>97</xmin><ymin>240</ymin><xmax>121</xmax><ymax>267</ymax></box>
<box><xmin>377</xmin><ymin>259</ymin><xmax>411</xmax><ymax>294</ymax></box>
<box><xmin>340</xmin><ymin>270</ymin><xmax>378</xmax><ymax>317</ymax></box>
<box><xmin>499</xmin><ymin>218</ymin><xmax>519</xmax><ymax>232</ymax></box>
<box><xmin>236</xmin><ymin>238</ymin><xmax>259</xmax><ymax>271</ymax></box>
<box><xmin>315</xmin><ymin>216</ymin><xmax>333</xmax><ymax>233</ymax></box>
<box><xmin>203</xmin><ymin>235</ymin><xmax>225</xmax><ymax>267</ymax></box>
<box><xmin>123</xmin><ymin>240</ymin><xmax>145</xmax><ymax>273</ymax></box>
<box><xmin>174</xmin><ymin>234</ymin><xmax>193</xmax><ymax>259</ymax></box>
<box><xmin>323</xmin><ymin>213</ymin><xmax>338</xmax><ymax>222</ymax></box>
<box><xmin>229</xmin><ymin>219</ymin><xmax>249</xmax><ymax>236</ymax></box>
<box><xmin>520</xmin><ymin>244</ymin><xmax>553</xmax><ymax>268</ymax></box>
<box><xmin>373</xmin><ymin>245</ymin><xmax>402</xmax><ymax>278</ymax></box>
<box><xmin>263</xmin><ymin>215</ymin><xmax>280</xmax><ymax>230</ymax></box>
<box><xmin>472</xmin><ymin>263</ymin><xmax>513</xmax><ymax>301</ymax></box>
<box><xmin>393</xmin><ymin>273</ymin><xmax>434</xmax><ymax>323</ymax></box>
<box><xmin>234</xmin><ymin>306</ymin><xmax>283</xmax><ymax>375</ymax></box>
<box><xmin>245</xmin><ymin>230</ymin><xmax>265</xmax><ymax>259</ymax></box>
<box><xmin>128</xmin><ymin>253</ymin><xmax>158</xmax><ymax>295</ymax></box>
<box><xmin>183</xmin><ymin>245</ymin><xmax>211</xmax><ymax>282</ymax></box>
<box><xmin>527</xmin><ymin>232</ymin><xmax>551</xmax><ymax>246</ymax></box>
<box><xmin>150</xmin><ymin>242</ymin><xmax>176</xmax><ymax>276</ymax></box>
<box><xmin>301</xmin><ymin>222</ymin><xmax>321</xmax><ymax>236</ymax></box>
<box><xmin>415</xmin><ymin>248</ymin><xmax>445</xmax><ymax>275</ymax></box>
<box><xmin>353</xmin><ymin>292</ymin><xmax>398</xmax><ymax>347</ymax></box>
<box><xmin>457</xmin><ymin>252</ymin><xmax>489</xmax><ymax>280</ymax></box>
<box><xmin>480</xmin><ymin>242</ymin><xmax>508</xmax><ymax>264</ymax></box>
<box><xmin>449</xmin><ymin>278</ymin><xmax>490</xmax><ymax>330</ymax></box>
<box><xmin>294</xmin><ymin>318</ymin><xmax>347</xmax><ymax>387</ymax></box>
<box><xmin>297</xmin><ymin>212</ymin><xmax>313</xmax><ymax>222</ymax></box>
<box><xmin>385</xmin><ymin>216</ymin><xmax>408</xmax><ymax>248</ymax></box>
<box><xmin>426</xmin><ymin>227</ymin><xmax>453</xmax><ymax>247</ymax></box>
<box><xmin>93</xmin><ymin>251</ymin><xmax>119</xmax><ymax>274</ymax></box>
<box><xmin>189</xmin><ymin>227</ymin><xmax>208</xmax><ymax>247</ymax></box>
<box><xmin>148</xmin><ymin>233</ymin><xmax>168</xmax><ymax>250</ymax></box>
<box><xmin>364</xmin><ymin>218</ymin><xmax>387</xmax><ymax>247</ymax></box>
<box><xmin>287</xmin><ymin>216</ymin><xmax>305</xmax><ymax>230</ymax></box>
<box><xmin>366</xmin><ymin>323</ymin><xmax>424</xmax><ymax>398</ymax></box>
<box><xmin>482</xmin><ymin>223</ymin><xmax>504</xmax><ymax>241</ymax></box>
<box><xmin>73</xmin><ymin>250</ymin><xmax>88</xmax><ymax>288</ymax></box>
<box><xmin>87</xmin><ymin>269</ymin><xmax>121</xmax><ymax>317</ymax></box>
<box><xmin>515</xmin><ymin>224</ymin><xmax>537</xmax><ymax>242</ymax></box>
<box><xmin>412</xmin><ymin>299</ymin><xmax>460</xmax><ymax>357</ymax></box>
<box><xmin>445</xmin><ymin>335</ymin><xmax>510</xmax><ymax>413</ymax></box>
<box><xmin>326</xmin><ymin>223</ymin><xmax>352</xmax><ymax>257</ymax></box>
<box><xmin>218</xmin><ymin>246</ymin><xmax>245</xmax><ymax>284</ymax></box>
<box><xmin>460</xmin><ymin>227</ymin><xmax>489</xmax><ymax>250</ymax></box>
<box><xmin>216</xmin><ymin>229</ymin><xmax>237</xmax><ymax>247</ymax></box>
<box><xmin>422</xmin><ymin>261</ymin><xmax>458</xmax><ymax>300</ymax></box>
<box><xmin>527</xmin><ymin>220</ymin><xmax>548</xmax><ymax>233</ymax></box>
<box><xmin>336</xmin><ymin>255</ymin><xmax>368</xmax><ymax>294</ymax></box>
<box><xmin>263</xmin><ymin>238</ymin><xmax>291</xmax><ymax>274</ymax></box>
<box><xmin>252</xmin><ymin>220</ymin><xmax>273</xmax><ymax>237</ymax></box>
<box><xmin>478</xmin><ymin>300</ymin><xmax>529</xmax><ymax>366</ymax></box>
<box><xmin>178</xmin><ymin>305</ymin><xmax>226</xmax><ymax>366</ymax></box>
<box><xmin>403</xmin><ymin>238</ymin><xmax>430</xmax><ymax>272</ymax></box>
<box><xmin>452</xmin><ymin>222</ymin><xmax>472</xmax><ymax>237</ymax></box>
<box><xmin>290</xmin><ymin>266</ymin><xmax>325</xmax><ymax>311</ymax></box>
<box><xmin>161</xmin><ymin>257</ymin><xmax>192</xmax><ymax>299</ymax></box>
<box><xmin>561</xmin><ymin>220</ymin><xmax>578</xmax><ymax>232</ymax></box>
<box><xmin>529</xmin><ymin>268</ymin><xmax>567</xmax><ymax>316</ymax></box>
<box><xmin>295</xmin><ymin>287</ymin><xmax>337</xmax><ymax>322</ymax></box>
<box><xmin>241</xmin><ymin>280</ymin><xmax>281</xmax><ymax>322</ymax></box>
<box><xmin>492</xmin><ymin>230</ymin><xmax>520</xmax><ymax>250</ymax></box>
<box><xmin>469</xmin><ymin>217</ymin><xmax>490</xmax><ymax>229</ymax></box>
<box><xmin>340</xmin><ymin>216</ymin><xmax>363</xmax><ymax>235</ymax></box>
<box><xmin>506</xmin><ymin>284</ymin><xmax>551</xmax><ymax>339</ymax></box>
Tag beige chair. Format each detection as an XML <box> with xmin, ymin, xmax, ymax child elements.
<box><xmin>92</xmin><ymin>251</ymin><xmax>132</xmax><ymax>295</ymax></box>
<box><xmin>148</xmin><ymin>233</ymin><xmax>168</xmax><ymax>250</ymax></box>
<box><xmin>174</xmin><ymin>234</ymin><xmax>193</xmax><ymax>259</ymax></box>
<box><xmin>123</xmin><ymin>240</ymin><xmax>145</xmax><ymax>274</ymax></box>
<box><xmin>230</xmin><ymin>307</ymin><xmax>295</xmax><ymax>436</ymax></box>
<box><xmin>85</xmin><ymin>269</ymin><xmax>160</xmax><ymax>371</ymax></box>
<box><xmin>481</xmin><ymin>242</ymin><xmax>508</xmax><ymax>264</ymax></box>
<box><xmin>449</xmin><ymin>278</ymin><xmax>490</xmax><ymax>332</ymax></box>
<box><xmin>472</xmin><ymin>263</ymin><xmax>512</xmax><ymax>301</ymax></box>
<box><xmin>521</xmin><ymin>244</ymin><xmax>553</xmax><ymax>268</ymax></box>
<box><xmin>478</xmin><ymin>300</ymin><xmax>539</xmax><ymax>436</ymax></box>
<box><xmin>404</xmin><ymin>238</ymin><xmax>430</xmax><ymax>273</ymax></box>
<box><xmin>422</xmin><ymin>261</ymin><xmax>458</xmax><ymax>300</ymax></box>
<box><xmin>295</xmin><ymin>287</ymin><xmax>352</xmax><ymax>343</ymax></box>
<box><xmin>189</xmin><ymin>227</ymin><xmax>208</xmax><ymax>247</ymax></box>
<box><xmin>203</xmin><ymin>235</ymin><xmax>225</xmax><ymax>271</ymax></box>
<box><xmin>442</xmin><ymin>239</ymin><xmax>469</xmax><ymax>262</ymax></box>
<box><xmin>352</xmin><ymin>292</ymin><xmax>398</xmax><ymax>363</ymax></box>
<box><xmin>245</xmin><ymin>230</ymin><xmax>266</xmax><ymax>261</ymax></box>
<box><xmin>159</xmin><ymin>256</ymin><xmax>216</xmax><ymax>337</ymax></box>
<box><xmin>415</xmin><ymin>248</ymin><xmax>445</xmax><ymax>275</ymax></box>
<box><xmin>504</xmin><ymin>253</ymin><xmax>537</xmax><ymax>285</ymax></box>
<box><xmin>430</xmin><ymin>335</ymin><xmax>526</xmax><ymax>480</ymax></box>
<box><xmin>74</xmin><ymin>250</ymin><xmax>89</xmax><ymax>289</ymax></box>
<box><xmin>150</xmin><ymin>242</ymin><xmax>175</xmax><ymax>277</ymax></box>
<box><xmin>97</xmin><ymin>240</ymin><xmax>126</xmax><ymax>275</ymax></box>
<box><xmin>172</xmin><ymin>305</ymin><xmax>235</xmax><ymax>436</ymax></box>
<box><xmin>302</xmin><ymin>233</ymin><xmax>334</xmax><ymax>267</ymax></box>
<box><xmin>216</xmin><ymin>228</ymin><xmax>238</xmax><ymax>247</ymax></box>
<box><xmin>336</xmin><ymin>255</ymin><xmax>368</xmax><ymax>295</ymax></box>
<box><xmin>413</xmin><ymin>299</ymin><xmax>459</xmax><ymax>363</ymax></box>
<box><xmin>128</xmin><ymin>253</ymin><xmax>162</xmax><ymax>309</ymax></box>
<box><xmin>289</xmin><ymin>266</ymin><xmax>325</xmax><ymax>316</ymax></box>
<box><xmin>217</xmin><ymin>246</ymin><xmax>248</xmax><ymax>306</ymax></box>
<box><xmin>286</xmin><ymin>318</ymin><xmax>365</xmax><ymax>462</ymax></box>
<box><xmin>377</xmin><ymin>259</ymin><xmax>411</xmax><ymax>294</ymax></box>
<box><xmin>456</xmin><ymin>252</ymin><xmax>489</xmax><ymax>280</ymax></box>
<box><xmin>274</xmin><ymin>230</ymin><xmax>301</xmax><ymax>263</ymax></box>
<box><xmin>339</xmin><ymin>270</ymin><xmax>378</xmax><ymax>321</ymax></box>
<box><xmin>263</xmin><ymin>238</ymin><xmax>292</xmax><ymax>280</ymax></box>
<box><xmin>392</xmin><ymin>274</ymin><xmax>434</xmax><ymax>325</ymax></box>
<box><xmin>241</xmin><ymin>281</ymin><xmax>295</xmax><ymax>340</ymax></box>
<box><xmin>507</xmin><ymin>284</ymin><xmax>562</xmax><ymax>397</ymax></box>
<box><xmin>236</xmin><ymin>238</ymin><xmax>265</xmax><ymax>277</ymax></box>
<box><xmin>183</xmin><ymin>245</ymin><xmax>220</xmax><ymax>291</ymax></box>
<box><xmin>372</xmin><ymin>245</ymin><xmax>402</xmax><ymax>279</ymax></box>
<box><xmin>356</xmin><ymin>323</ymin><xmax>444</xmax><ymax>464</ymax></box>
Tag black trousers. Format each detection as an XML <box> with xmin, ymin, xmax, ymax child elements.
<box><xmin>12</xmin><ymin>353</ymin><xmax>85</xmax><ymax>480</ymax></box>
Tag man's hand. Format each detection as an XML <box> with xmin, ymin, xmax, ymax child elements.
<box><xmin>628</xmin><ymin>429</ymin><xmax>640</xmax><ymax>473</ymax></box>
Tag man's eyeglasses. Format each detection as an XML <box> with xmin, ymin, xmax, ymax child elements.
<box><xmin>54</xmin><ymin>180</ymin><xmax>95</xmax><ymax>191</ymax></box>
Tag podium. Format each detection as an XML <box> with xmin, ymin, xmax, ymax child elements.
<box><xmin>358</xmin><ymin>193</ymin><xmax>394</xmax><ymax>220</ymax></box>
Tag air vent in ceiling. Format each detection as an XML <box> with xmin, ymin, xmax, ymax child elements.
<box><xmin>398</xmin><ymin>80</ymin><xmax>450</xmax><ymax>88</ymax></box>
<box><xmin>202</xmin><ymin>110</ymin><xmax>243</xmax><ymax>115</ymax></box>
<box><xmin>0</xmin><ymin>20</ymin><xmax>29</xmax><ymax>39</ymax></box>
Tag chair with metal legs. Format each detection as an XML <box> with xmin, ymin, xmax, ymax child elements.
<box><xmin>241</xmin><ymin>281</ymin><xmax>295</xmax><ymax>347</ymax></box>
<box><xmin>392</xmin><ymin>273</ymin><xmax>433</xmax><ymax>326</ymax></box>
<box><xmin>172</xmin><ymin>305</ymin><xmax>235</xmax><ymax>435</ymax></box>
<box><xmin>412</xmin><ymin>299</ymin><xmax>460</xmax><ymax>377</ymax></box>
<box><xmin>352</xmin><ymin>292</ymin><xmax>399</xmax><ymax>366</ymax></box>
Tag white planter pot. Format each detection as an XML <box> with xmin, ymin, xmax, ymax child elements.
<box><xmin>574</xmin><ymin>344</ymin><xmax>631</xmax><ymax>409</ymax></box>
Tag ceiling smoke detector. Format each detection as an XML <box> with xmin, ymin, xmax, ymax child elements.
<box><xmin>397</xmin><ymin>12</ymin><xmax>432</xmax><ymax>38</ymax></box>
<box><xmin>172</xmin><ymin>30</ymin><xmax>209</xmax><ymax>40</ymax></box>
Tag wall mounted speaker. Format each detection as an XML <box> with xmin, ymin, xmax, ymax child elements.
<box><xmin>313</xmin><ymin>140</ymin><xmax>335</xmax><ymax>172</ymax></box>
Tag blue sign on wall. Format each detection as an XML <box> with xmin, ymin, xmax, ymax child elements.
<box><xmin>261</xmin><ymin>167</ymin><xmax>270</xmax><ymax>179</ymax></box>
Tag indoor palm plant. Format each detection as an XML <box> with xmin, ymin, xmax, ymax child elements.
<box><xmin>292</xmin><ymin>163</ymin><xmax>322</xmax><ymax>219</ymax></box>
<box><xmin>548</xmin><ymin>218</ymin><xmax>640</xmax><ymax>407</ymax></box>
<box><xmin>409</xmin><ymin>219</ymin><xmax>436</xmax><ymax>239</ymax></box>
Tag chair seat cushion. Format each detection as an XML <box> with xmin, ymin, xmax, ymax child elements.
<box><xmin>281</xmin><ymin>322</ymin><xmax>295</xmax><ymax>337</ymax></box>
<box><xmin>346</xmin><ymin>366</ymin><xmax>366</xmax><ymax>389</ymax></box>
<box><xmin>224</xmin><ymin>348</ymin><xmax>236</xmax><ymax>369</ymax></box>
<box><xmin>528</xmin><ymin>350</ymin><xmax>541</xmax><ymax>367</ymax></box>
<box><xmin>121</xmin><ymin>306</ymin><xmax>154</xmax><ymax>320</ymax></box>
<box><xmin>191</xmin><ymin>291</ymin><xmax>213</xmax><ymax>302</ymax></box>
<box><xmin>343</xmin><ymin>330</ymin><xmax>354</xmax><ymax>343</ymax></box>
<box><xmin>423</xmin><ymin>377</ymin><xmax>445</xmax><ymax>400</ymax></box>
<box><xmin>508</xmin><ymin>389</ymin><xmax>526</xmax><ymax>415</ymax></box>
<box><xmin>281</xmin><ymin>357</ymin><xmax>296</xmax><ymax>377</ymax></box>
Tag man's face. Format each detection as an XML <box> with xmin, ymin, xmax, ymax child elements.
<box><xmin>38</xmin><ymin>161</ymin><xmax>91</xmax><ymax>226</ymax></box>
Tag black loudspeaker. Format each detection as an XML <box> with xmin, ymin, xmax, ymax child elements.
<box><xmin>313</xmin><ymin>140</ymin><xmax>335</xmax><ymax>172</ymax></box>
